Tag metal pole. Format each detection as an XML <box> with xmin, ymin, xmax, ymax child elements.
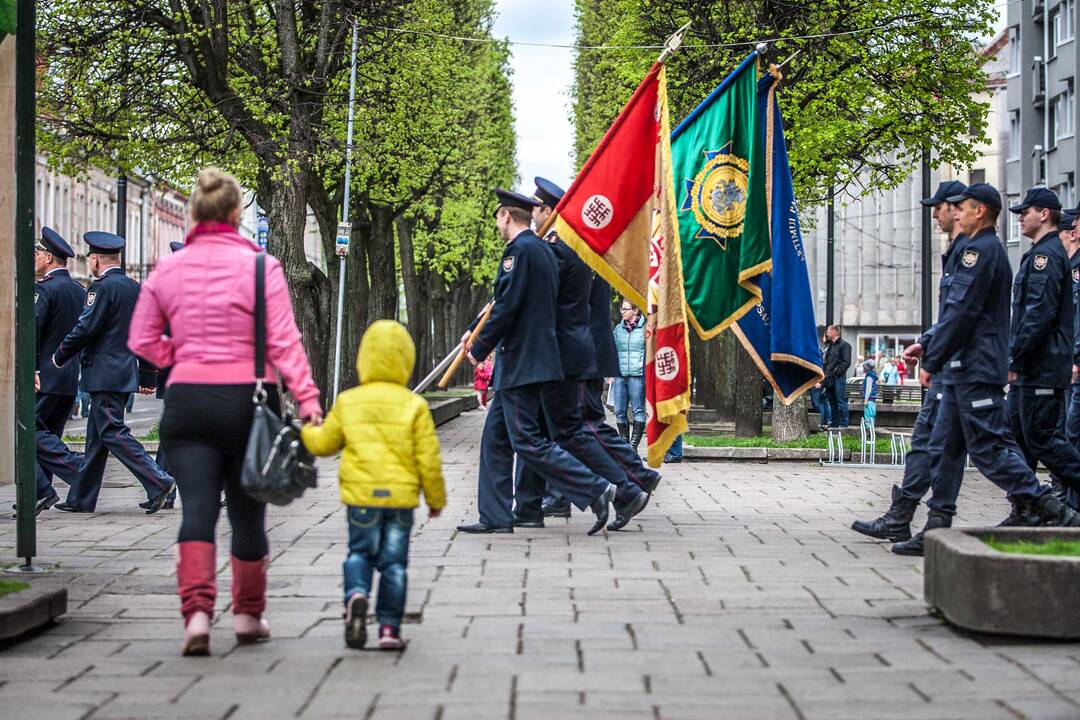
<box><xmin>10</xmin><ymin>0</ymin><xmax>44</xmax><ymax>573</ymax></box>
<box><xmin>116</xmin><ymin>175</ymin><xmax>127</xmax><ymax>271</ymax></box>
<box><xmin>825</xmin><ymin>187</ymin><xmax>835</xmax><ymax>326</ymax></box>
<box><xmin>332</xmin><ymin>20</ymin><xmax>359</xmax><ymax>401</ymax></box>
<box><xmin>920</xmin><ymin>149</ymin><xmax>932</xmax><ymax>334</ymax></box>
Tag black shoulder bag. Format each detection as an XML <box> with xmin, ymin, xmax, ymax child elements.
<box><xmin>240</xmin><ymin>253</ymin><xmax>318</xmax><ymax>506</ymax></box>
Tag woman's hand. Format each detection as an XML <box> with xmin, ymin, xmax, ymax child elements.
<box><xmin>305</xmin><ymin>410</ymin><xmax>324</xmax><ymax>426</ymax></box>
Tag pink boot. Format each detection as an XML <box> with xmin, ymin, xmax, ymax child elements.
<box><xmin>231</xmin><ymin>555</ymin><xmax>271</xmax><ymax>644</ymax></box>
<box><xmin>176</xmin><ymin>541</ymin><xmax>216</xmax><ymax>656</ymax></box>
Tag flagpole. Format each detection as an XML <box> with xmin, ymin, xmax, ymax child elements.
<box><xmin>658</xmin><ymin>21</ymin><xmax>692</xmax><ymax>63</ymax></box>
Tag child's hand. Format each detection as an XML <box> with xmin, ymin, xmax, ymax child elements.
<box><xmin>429</xmin><ymin>507</ymin><xmax>442</xmax><ymax>519</ymax></box>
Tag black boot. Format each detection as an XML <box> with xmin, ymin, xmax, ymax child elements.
<box><xmin>997</xmin><ymin>496</ymin><xmax>1037</xmax><ymax>527</ymax></box>
<box><xmin>891</xmin><ymin>510</ymin><xmax>951</xmax><ymax>557</ymax></box>
<box><xmin>1031</xmin><ymin>492</ymin><xmax>1080</xmax><ymax>527</ymax></box>
<box><xmin>851</xmin><ymin>485</ymin><xmax>919</xmax><ymax>541</ymax></box>
<box><xmin>587</xmin><ymin>484</ymin><xmax>615</xmax><ymax>536</ymax></box>
<box><xmin>630</xmin><ymin>421</ymin><xmax>645</xmax><ymax>451</ymax></box>
<box><xmin>1050</xmin><ymin>476</ymin><xmax>1068</xmax><ymax>503</ymax></box>
<box><xmin>617</xmin><ymin>422</ymin><xmax>630</xmax><ymax>443</ymax></box>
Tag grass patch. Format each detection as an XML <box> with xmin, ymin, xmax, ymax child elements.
<box><xmin>984</xmin><ymin>538</ymin><xmax>1080</xmax><ymax>557</ymax></box>
<box><xmin>0</xmin><ymin>579</ymin><xmax>29</xmax><ymax>597</ymax></box>
<box><xmin>65</xmin><ymin>424</ymin><xmax>158</xmax><ymax>444</ymax></box>
<box><xmin>685</xmin><ymin>434</ymin><xmax>893</xmax><ymax>454</ymax></box>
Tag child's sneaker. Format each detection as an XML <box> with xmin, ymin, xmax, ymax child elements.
<box><xmin>344</xmin><ymin>594</ymin><xmax>368</xmax><ymax>650</ymax></box>
<box><xmin>377</xmin><ymin>624</ymin><xmax>403</xmax><ymax>650</ymax></box>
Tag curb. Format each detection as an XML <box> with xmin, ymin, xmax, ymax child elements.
<box><xmin>684</xmin><ymin>446</ymin><xmax>850</xmax><ymax>462</ymax></box>
<box><xmin>0</xmin><ymin>585</ymin><xmax>67</xmax><ymax>643</ymax></box>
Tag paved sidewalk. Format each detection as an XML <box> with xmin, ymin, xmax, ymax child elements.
<box><xmin>2</xmin><ymin>409</ymin><xmax>1080</xmax><ymax>719</ymax></box>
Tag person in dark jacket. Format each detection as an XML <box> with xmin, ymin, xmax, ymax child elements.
<box><xmin>820</xmin><ymin>326</ymin><xmax>851</xmax><ymax>427</ymax></box>
<box><xmin>1003</xmin><ymin>187</ymin><xmax>1080</xmax><ymax>506</ymax></box>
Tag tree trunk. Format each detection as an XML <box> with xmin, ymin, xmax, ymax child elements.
<box><xmin>772</xmin><ymin>394</ymin><xmax>809</xmax><ymax>441</ymax></box>
<box><xmin>258</xmin><ymin>168</ymin><xmax>331</xmax><ymax>402</ymax></box>
<box><xmin>396</xmin><ymin>216</ymin><xmax>431</xmax><ymax>387</ymax></box>
<box><xmin>431</xmin><ymin>274</ymin><xmax>449</xmax><ymax>363</ymax></box>
<box><xmin>714</xmin><ymin>332</ymin><xmax>738</xmax><ymax>421</ymax></box>
<box><xmin>733</xmin><ymin>338</ymin><xmax>763</xmax><ymax>437</ymax></box>
<box><xmin>364</xmin><ymin>202</ymin><xmax>398</xmax><ymax>322</ymax></box>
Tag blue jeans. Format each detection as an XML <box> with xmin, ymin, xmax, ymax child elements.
<box><xmin>826</xmin><ymin>376</ymin><xmax>849</xmax><ymax>427</ymax></box>
<box><xmin>611</xmin><ymin>375</ymin><xmax>646</xmax><ymax>424</ymax></box>
<box><xmin>344</xmin><ymin>506</ymin><xmax>413</xmax><ymax>628</ymax></box>
<box><xmin>810</xmin><ymin>386</ymin><xmax>830</xmax><ymax>427</ymax></box>
<box><xmin>665</xmin><ymin>434</ymin><xmax>683</xmax><ymax>460</ymax></box>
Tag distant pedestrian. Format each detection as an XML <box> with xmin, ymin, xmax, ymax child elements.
<box><xmin>895</xmin><ymin>357</ymin><xmax>907</xmax><ymax>384</ymax></box>
<box><xmin>881</xmin><ymin>358</ymin><xmax>899</xmax><ymax>385</ymax></box>
<box><xmin>821</xmin><ymin>325</ymin><xmax>852</xmax><ymax>428</ymax></box>
<box><xmin>129</xmin><ymin>168</ymin><xmax>322</xmax><ymax>656</ymax></box>
<box><xmin>862</xmin><ymin>360</ymin><xmax>879</xmax><ymax>429</ymax></box>
<box><xmin>473</xmin><ymin>356</ymin><xmax>493</xmax><ymax>409</ymax></box>
<box><xmin>612</xmin><ymin>300</ymin><xmax>646</xmax><ymax>449</ymax></box>
<box><xmin>302</xmin><ymin>320</ymin><xmax>446</xmax><ymax>651</ymax></box>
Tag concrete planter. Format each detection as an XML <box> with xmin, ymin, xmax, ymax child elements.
<box><xmin>925</xmin><ymin>527</ymin><xmax>1080</xmax><ymax>639</ymax></box>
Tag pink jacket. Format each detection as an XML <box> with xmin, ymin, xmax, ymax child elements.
<box><xmin>128</xmin><ymin>222</ymin><xmax>322</xmax><ymax>419</ymax></box>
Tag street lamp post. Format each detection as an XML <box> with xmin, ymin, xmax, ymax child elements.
<box><xmin>332</xmin><ymin>19</ymin><xmax>359</xmax><ymax>402</ymax></box>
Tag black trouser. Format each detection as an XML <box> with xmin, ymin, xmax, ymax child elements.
<box><xmin>160</xmin><ymin>384</ymin><xmax>278</xmax><ymax>561</ymax></box>
<box><xmin>1008</xmin><ymin>385</ymin><xmax>1080</xmax><ymax>492</ymax></box>
<box><xmin>35</xmin><ymin>392</ymin><xmax>77</xmax><ymax>499</ymax></box>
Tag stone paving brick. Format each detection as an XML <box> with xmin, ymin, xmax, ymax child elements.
<box><xmin>3</xmin><ymin>408</ymin><xmax>1080</xmax><ymax>718</ymax></box>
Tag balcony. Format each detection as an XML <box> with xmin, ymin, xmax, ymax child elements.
<box><xmin>1033</xmin><ymin>56</ymin><xmax>1046</xmax><ymax>105</ymax></box>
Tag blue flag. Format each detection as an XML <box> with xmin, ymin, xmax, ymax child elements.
<box><xmin>730</xmin><ymin>72</ymin><xmax>824</xmax><ymax>403</ymax></box>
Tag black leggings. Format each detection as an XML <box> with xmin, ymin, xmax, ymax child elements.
<box><xmin>160</xmin><ymin>383</ymin><xmax>280</xmax><ymax>561</ymax></box>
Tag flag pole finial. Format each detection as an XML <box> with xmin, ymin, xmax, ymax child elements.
<box><xmin>755</xmin><ymin>42</ymin><xmax>768</xmax><ymax>55</ymax></box>
<box><xmin>658</xmin><ymin>21</ymin><xmax>692</xmax><ymax>63</ymax></box>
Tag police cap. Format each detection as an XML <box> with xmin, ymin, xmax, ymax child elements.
<box><xmin>39</xmin><ymin>227</ymin><xmax>75</xmax><ymax>259</ymax></box>
<box><xmin>1009</xmin><ymin>186</ymin><xmax>1062</xmax><ymax>213</ymax></box>
<box><xmin>493</xmin><ymin>188</ymin><xmax>540</xmax><ymax>217</ymax></box>
<box><xmin>84</xmin><ymin>231</ymin><xmax>125</xmax><ymax>254</ymax></box>
<box><xmin>169</xmin><ymin>241</ymin><xmax>184</xmax><ymax>253</ymax></box>
<box><xmin>1058</xmin><ymin>211</ymin><xmax>1078</xmax><ymax>232</ymax></box>
<box><xmin>919</xmin><ymin>180</ymin><xmax>967</xmax><ymax>207</ymax></box>
<box><xmin>946</xmin><ymin>182</ymin><xmax>1002</xmax><ymax>210</ymax></box>
<box><xmin>532</xmin><ymin>177</ymin><xmax>565</xmax><ymax>208</ymax></box>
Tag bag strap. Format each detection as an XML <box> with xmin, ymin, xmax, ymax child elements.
<box><xmin>254</xmin><ymin>252</ymin><xmax>266</xmax><ymax>385</ymax></box>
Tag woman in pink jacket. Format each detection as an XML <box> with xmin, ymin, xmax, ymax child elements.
<box><xmin>129</xmin><ymin>168</ymin><xmax>323</xmax><ymax>656</ymax></box>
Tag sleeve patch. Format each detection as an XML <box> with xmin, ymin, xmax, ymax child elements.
<box><xmin>1033</xmin><ymin>254</ymin><xmax>1048</xmax><ymax>271</ymax></box>
<box><xmin>502</xmin><ymin>256</ymin><xmax>515</xmax><ymax>272</ymax></box>
<box><xmin>86</xmin><ymin>290</ymin><xmax>97</xmax><ymax>306</ymax></box>
<box><xmin>962</xmin><ymin>249</ymin><xmax>979</xmax><ymax>268</ymax></box>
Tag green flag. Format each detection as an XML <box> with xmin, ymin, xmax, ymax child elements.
<box><xmin>672</xmin><ymin>54</ymin><xmax>770</xmax><ymax>339</ymax></box>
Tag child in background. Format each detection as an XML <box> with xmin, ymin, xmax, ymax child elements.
<box><xmin>474</xmin><ymin>356</ymin><xmax>493</xmax><ymax>408</ymax></box>
<box><xmin>301</xmin><ymin>320</ymin><xmax>446</xmax><ymax>651</ymax></box>
<box><xmin>861</xmin><ymin>359</ymin><xmax>879</xmax><ymax>428</ymax></box>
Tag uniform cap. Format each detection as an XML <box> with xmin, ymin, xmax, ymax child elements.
<box><xmin>1009</xmin><ymin>186</ymin><xmax>1062</xmax><ymax>213</ymax></box>
<box><xmin>169</xmin><ymin>241</ymin><xmax>184</xmax><ymax>253</ymax></box>
<box><xmin>946</xmin><ymin>182</ymin><xmax>1002</xmax><ymax>210</ymax></box>
<box><xmin>1058</xmin><ymin>211</ymin><xmax>1078</xmax><ymax>232</ymax></box>
<box><xmin>39</xmin><ymin>227</ymin><xmax>75</xmax><ymax>259</ymax></box>
<box><xmin>920</xmin><ymin>180</ymin><xmax>967</xmax><ymax>207</ymax></box>
<box><xmin>83</xmin><ymin>231</ymin><xmax>125</xmax><ymax>254</ymax></box>
<box><xmin>493</xmin><ymin>188</ymin><xmax>540</xmax><ymax>217</ymax></box>
<box><xmin>532</xmin><ymin>177</ymin><xmax>565</xmax><ymax>208</ymax></box>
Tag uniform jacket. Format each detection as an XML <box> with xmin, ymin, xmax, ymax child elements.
<box><xmin>301</xmin><ymin>320</ymin><xmax>446</xmax><ymax>511</ymax></box>
<box><xmin>822</xmin><ymin>338</ymin><xmax>851</xmax><ymax>381</ymax></box>
<box><xmin>922</xmin><ymin>226</ymin><xmax>1013</xmax><ymax>386</ymax></box>
<box><xmin>917</xmin><ymin>234</ymin><xmax>970</xmax><ymax>386</ymax></box>
<box><xmin>470</xmin><ymin>229</ymin><xmax>563</xmax><ymax>390</ymax></box>
<box><xmin>583</xmin><ymin>275</ymin><xmax>619</xmax><ymax>380</ymax></box>
<box><xmin>613</xmin><ymin>314</ymin><xmax>645</xmax><ymax>377</ymax></box>
<box><xmin>35</xmin><ymin>268</ymin><xmax>86</xmax><ymax>395</ymax></box>
<box><xmin>127</xmin><ymin>222</ymin><xmax>321</xmax><ymax>419</ymax></box>
<box><xmin>54</xmin><ymin>267</ymin><xmax>155</xmax><ymax>393</ymax></box>
<box><xmin>1009</xmin><ymin>231</ymin><xmax>1073</xmax><ymax>388</ymax></box>
<box><xmin>1070</xmin><ymin>250</ymin><xmax>1080</xmax><ymax>370</ymax></box>
<box><xmin>549</xmin><ymin>236</ymin><xmax>595</xmax><ymax>377</ymax></box>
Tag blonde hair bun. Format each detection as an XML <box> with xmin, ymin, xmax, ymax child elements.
<box><xmin>191</xmin><ymin>167</ymin><xmax>242</xmax><ymax>224</ymax></box>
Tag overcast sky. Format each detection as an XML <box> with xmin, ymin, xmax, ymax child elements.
<box><xmin>492</xmin><ymin>0</ymin><xmax>576</xmax><ymax>195</ymax></box>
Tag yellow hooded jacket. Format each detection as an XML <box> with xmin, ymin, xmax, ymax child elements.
<box><xmin>301</xmin><ymin>320</ymin><xmax>446</xmax><ymax>510</ymax></box>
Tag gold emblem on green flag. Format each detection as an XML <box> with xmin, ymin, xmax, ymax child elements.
<box><xmin>682</xmin><ymin>146</ymin><xmax>750</xmax><ymax>248</ymax></box>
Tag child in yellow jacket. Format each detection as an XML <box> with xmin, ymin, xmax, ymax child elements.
<box><xmin>301</xmin><ymin>320</ymin><xmax>446</xmax><ymax>651</ymax></box>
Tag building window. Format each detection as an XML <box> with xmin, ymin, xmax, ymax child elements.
<box><xmin>1056</xmin><ymin>0</ymin><xmax>1076</xmax><ymax>45</ymax></box>
<box><xmin>1008</xmin><ymin>197</ymin><xmax>1021</xmax><ymax>244</ymax></box>
<box><xmin>969</xmin><ymin>169</ymin><xmax>986</xmax><ymax>185</ymax></box>
<box><xmin>1054</xmin><ymin>80</ymin><xmax>1075</xmax><ymax>140</ymax></box>
<box><xmin>1009</xmin><ymin>26</ymin><xmax>1021</xmax><ymax>75</ymax></box>
<box><xmin>1009</xmin><ymin>110</ymin><xmax>1021</xmax><ymax>159</ymax></box>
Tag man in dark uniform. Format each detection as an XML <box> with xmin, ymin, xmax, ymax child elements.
<box><xmin>154</xmin><ymin>240</ymin><xmax>186</xmax><ymax>510</ymax></box>
<box><xmin>53</xmin><ymin>231</ymin><xmax>175</xmax><ymax>514</ymax></box>
<box><xmin>513</xmin><ymin>178</ymin><xmax>649</xmax><ymax>529</ymax></box>
<box><xmin>1002</xmin><ymin>188</ymin><xmax>1080</xmax><ymax>507</ymax></box>
<box><xmin>1061</xmin><ymin>211</ymin><xmax>1080</xmax><ymax>510</ymax></box>
<box><xmin>892</xmin><ymin>183</ymin><xmax>1080</xmax><ymax>555</ymax></box>
<box><xmin>851</xmin><ymin>181</ymin><xmax>969</xmax><ymax>541</ymax></box>
<box><xmin>456</xmin><ymin>190</ymin><xmax>615</xmax><ymax>535</ymax></box>
<box><xmin>30</xmin><ymin>227</ymin><xmax>86</xmax><ymax>513</ymax></box>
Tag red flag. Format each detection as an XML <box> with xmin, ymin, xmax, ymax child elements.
<box><xmin>551</xmin><ymin>63</ymin><xmax>690</xmax><ymax>467</ymax></box>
